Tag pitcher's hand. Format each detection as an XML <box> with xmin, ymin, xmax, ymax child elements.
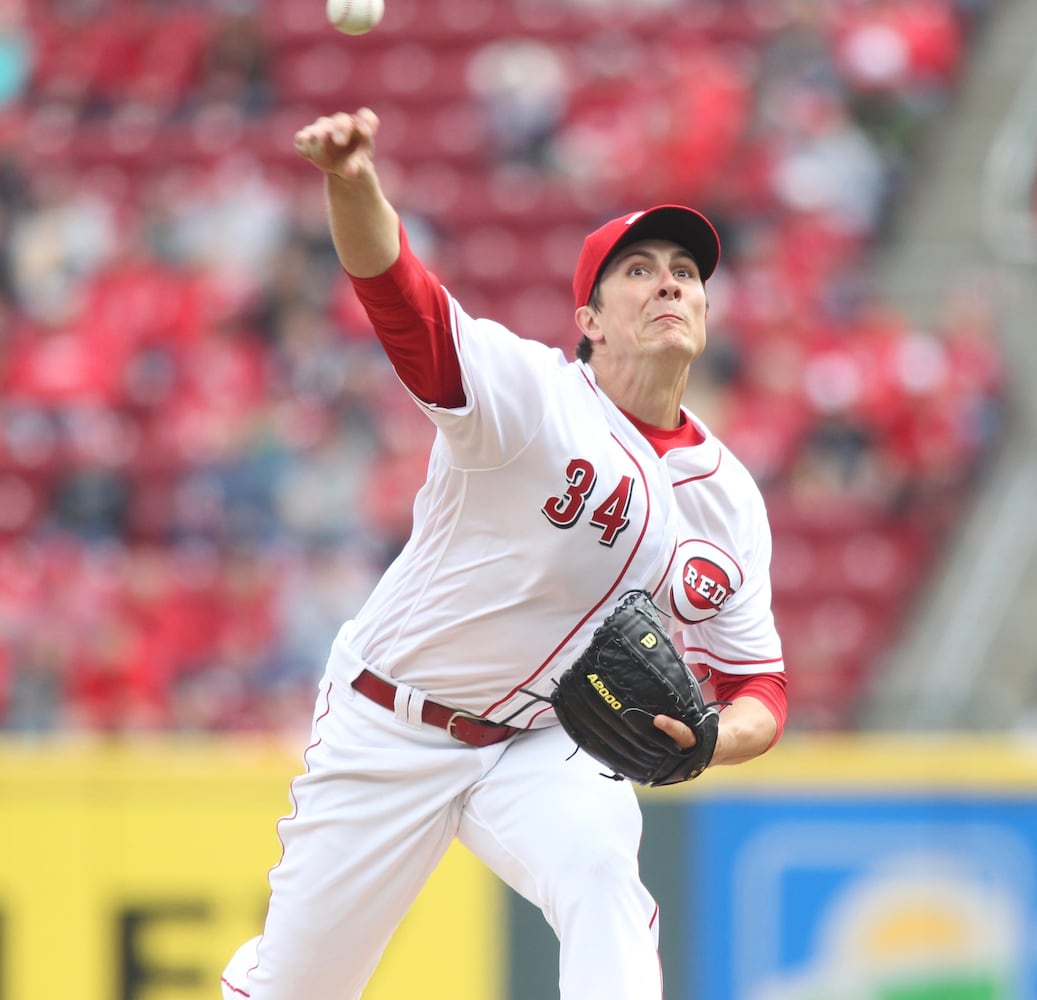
<box><xmin>294</xmin><ymin>108</ymin><xmax>379</xmax><ymax>179</ymax></box>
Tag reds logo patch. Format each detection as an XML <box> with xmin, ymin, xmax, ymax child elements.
<box><xmin>670</xmin><ymin>539</ymin><xmax>743</xmax><ymax>624</ymax></box>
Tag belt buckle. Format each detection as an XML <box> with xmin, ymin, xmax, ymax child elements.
<box><xmin>446</xmin><ymin>710</ymin><xmax>487</xmax><ymax>743</ymax></box>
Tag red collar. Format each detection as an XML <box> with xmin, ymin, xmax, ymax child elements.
<box><xmin>621</xmin><ymin>409</ymin><xmax>706</xmax><ymax>457</ymax></box>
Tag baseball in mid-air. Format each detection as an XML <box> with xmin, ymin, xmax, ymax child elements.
<box><xmin>326</xmin><ymin>0</ymin><xmax>384</xmax><ymax>34</ymax></box>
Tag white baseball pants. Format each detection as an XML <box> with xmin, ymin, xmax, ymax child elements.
<box><xmin>221</xmin><ymin>672</ymin><xmax>663</xmax><ymax>999</ymax></box>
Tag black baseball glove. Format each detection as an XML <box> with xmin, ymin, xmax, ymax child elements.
<box><xmin>551</xmin><ymin>590</ymin><xmax>722</xmax><ymax>786</ymax></box>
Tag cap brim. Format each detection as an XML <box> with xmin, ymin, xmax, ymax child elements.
<box><xmin>605</xmin><ymin>205</ymin><xmax>720</xmax><ymax>283</ymax></box>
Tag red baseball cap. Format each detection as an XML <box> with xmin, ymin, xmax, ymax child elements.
<box><xmin>572</xmin><ymin>205</ymin><xmax>721</xmax><ymax>309</ymax></box>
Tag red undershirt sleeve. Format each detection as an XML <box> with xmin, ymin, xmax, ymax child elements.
<box><xmin>710</xmin><ymin>669</ymin><xmax>788</xmax><ymax>748</ymax></box>
<box><xmin>346</xmin><ymin>224</ymin><xmax>466</xmax><ymax>408</ymax></box>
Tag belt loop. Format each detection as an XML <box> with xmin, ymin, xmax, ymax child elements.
<box><xmin>393</xmin><ymin>682</ymin><xmax>426</xmax><ymax>729</ymax></box>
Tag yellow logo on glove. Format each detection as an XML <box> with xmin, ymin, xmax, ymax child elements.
<box><xmin>586</xmin><ymin>673</ymin><xmax>622</xmax><ymax>710</ymax></box>
<box><xmin>640</xmin><ymin>632</ymin><xmax>658</xmax><ymax>649</ymax></box>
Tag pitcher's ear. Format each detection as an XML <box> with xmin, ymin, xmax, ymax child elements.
<box><xmin>575</xmin><ymin>304</ymin><xmax>599</xmax><ymax>337</ymax></box>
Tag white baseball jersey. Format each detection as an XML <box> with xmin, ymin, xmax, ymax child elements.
<box><xmin>663</xmin><ymin>426</ymin><xmax>785</xmax><ymax>680</ymax></box>
<box><xmin>327</xmin><ymin>293</ymin><xmax>783</xmax><ymax>728</ymax></box>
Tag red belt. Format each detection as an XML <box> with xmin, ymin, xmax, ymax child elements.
<box><xmin>351</xmin><ymin>670</ymin><xmax>521</xmax><ymax>747</ymax></box>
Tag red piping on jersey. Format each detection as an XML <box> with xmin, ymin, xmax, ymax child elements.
<box><xmin>484</xmin><ymin>430</ymin><xmax>657</xmax><ymax>717</ymax></box>
<box><xmin>684</xmin><ymin>648</ymin><xmax>784</xmax><ymax>668</ymax></box>
<box><xmin>574</xmin><ymin>366</ymin><xmax>691</xmax><ymax>648</ymax></box>
<box><xmin>671</xmin><ymin>448</ymin><xmax>722</xmax><ymax>485</ymax></box>
<box><xmin>525</xmin><ymin>702</ymin><xmax>558</xmax><ymax>727</ymax></box>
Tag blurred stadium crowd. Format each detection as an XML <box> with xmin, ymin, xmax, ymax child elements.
<box><xmin>0</xmin><ymin>0</ymin><xmax>1008</xmax><ymax>734</ymax></box>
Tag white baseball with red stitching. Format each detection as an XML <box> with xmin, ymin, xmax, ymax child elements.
<box><xmin>326</xmin><ymin>0</ymin><xmax>384</xmax><ymax>35</ymax></box>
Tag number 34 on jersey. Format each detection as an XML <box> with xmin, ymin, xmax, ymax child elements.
<box><xmin>541</xmin><ymin>458</ymin><xmax>634</xmax><ymax>548</ymax></box>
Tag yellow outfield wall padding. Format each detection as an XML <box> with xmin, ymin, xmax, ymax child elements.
<box><xmin>3</xmin><ymin>733</ymin><xmax>1037</xmax><ymax>999</ymax></box>
<box><xmin>0</xmin><ymin>738</ymin><xmax>503</xmax><ymax>1000</ymax></box>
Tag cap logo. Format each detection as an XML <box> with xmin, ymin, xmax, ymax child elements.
<box><xmin>624</xmin><ymin>212</ymin><xmax>646</xmax><ymax>227</ymax></box>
